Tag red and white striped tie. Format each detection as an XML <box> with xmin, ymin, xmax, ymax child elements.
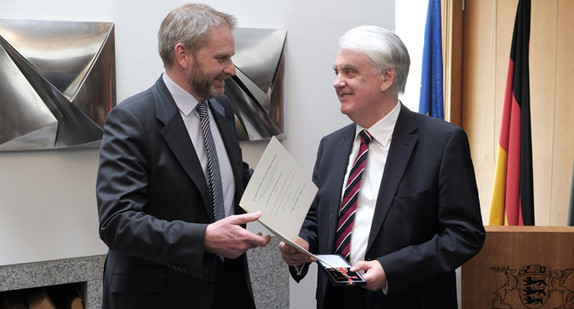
<box><xmin>335</xmin><ymin>130</ymin><xmax>373</xmax><ymax>261</ymax></box>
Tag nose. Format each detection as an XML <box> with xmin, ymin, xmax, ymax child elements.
<box><xmin>333</xmin><ymin>74</ymin><xmax>346</xmax><ymax>88</ymax></box>
<box><xmin>224</xmin><ymin>59</ymin><xmax>236</xmax><ymax>76</ymax></box>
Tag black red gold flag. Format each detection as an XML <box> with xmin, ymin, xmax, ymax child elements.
<box><xmin>489</xmin><ymin>0</ymin><xmax>534</xmax><ymax>226</ymax></box>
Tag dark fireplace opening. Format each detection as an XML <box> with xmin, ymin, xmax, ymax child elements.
<box><xmin>1</xmin><ymin>282</ymin><xmax>85</xmax><ymax>309</ymax></box>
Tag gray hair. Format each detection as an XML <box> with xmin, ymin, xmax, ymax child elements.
<box><xmin>158</xmin><ymin>3</ymin><xmax>237</xmax><ymax>67</ymax></box>
<box><xmin>338</xmin><ymin>25</ymin><xmax>410</xmax><ymax>96</ymax></box>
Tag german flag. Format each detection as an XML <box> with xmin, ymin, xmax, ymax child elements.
<box><xmin>489</xmin><ymin>0</ymin><xmax>534</xmax><ymax>226</ymax></box>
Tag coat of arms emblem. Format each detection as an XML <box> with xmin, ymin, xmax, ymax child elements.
<box><xmin>491</xmin><ymin>264</ymin><xmax>574</xmax><ymax>309</ymax></box>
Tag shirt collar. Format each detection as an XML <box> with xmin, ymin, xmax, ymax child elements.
<box><xmin>355</xmin><ymin>101</ymin><xmax>401</xmax><ymax>148</ymax></box>
<box><xmin>162</xmin><ymin>72</ymin><xmax>200</xmax><ymax>116</ymax></box>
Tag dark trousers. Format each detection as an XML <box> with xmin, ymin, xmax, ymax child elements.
<box><xmin>213</xmin><ymin>258</ymin><xmax>253</xmax><ymax>309</ymax></box>
<box><xmin>323</xmin><ymin>284</ymin><xmax>373</xmax><ymax>309</ymax></box>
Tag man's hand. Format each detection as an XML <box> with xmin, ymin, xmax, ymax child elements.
<box><xmin>204</xmin><ymin>211</ymin><xmax>271</xmax><ymax>258</ymax></box>
<box><xmin>351</xmin><ymin>260</ymin><xmax>387</xmax><ymax>291</ymax></box>
<box><xmin>279</xmin><ymin>237</ymin><xmax>315</xmax><ymax>266</ymax></box>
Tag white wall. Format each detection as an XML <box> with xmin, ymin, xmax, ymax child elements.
<box><xmin>396</xmin><ymin>0</ymin><xmax>428</xmax><ymax>113</ymax></box>
<box><xmin>0</xmin><ymin>1</ymin><xmax>431</xmax><ymax>308</ymax></box>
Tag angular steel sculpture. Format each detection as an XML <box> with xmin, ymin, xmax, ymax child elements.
<box><xmin>226</xmin><ymin>28</ymin><xmax>286</xmax><ymax>141</ymax></box>
<box><xmin>0</xmin><ymin>19</ymin><xmax>116</xmax><ymax>151</ymax></box>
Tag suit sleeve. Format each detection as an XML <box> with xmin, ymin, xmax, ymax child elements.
<box><xmin>96</xmin><ymin>104</ymin><xmax>207</xmax><ymax>277</ymax></box>
<box><xmin>378</xmin><ymin>128</ymin><xmax>485</xmax><ymax>296</ymax></box>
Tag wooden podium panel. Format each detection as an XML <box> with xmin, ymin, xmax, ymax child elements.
<box><xmin>461</xmin><ymin>226</ymin><xmax>574</xmax><ymax>309</ymax></box>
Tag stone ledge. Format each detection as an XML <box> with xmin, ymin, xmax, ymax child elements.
<box><xmin>0</xmin><ymin>237</ymin><xmax>289</xmax><ymax>309</ymax></box>
<box><xmin>248</xmin><ymin>236</ymin><xmax>289</xmax><ymax>309</ymax></box>
<box><xmin>0</xmin><ymin>255</ymin><xmax>105</xmax><ymax>309</ymax></box>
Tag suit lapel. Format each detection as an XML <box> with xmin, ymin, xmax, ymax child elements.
<box><xmin>208</xmin><ymin>98</ymin><xmax>244</xmax><ymax>204</ymax></box>
<box><xmin>367</xmin><ymin>105</ymin><xmax>418</xmax><ymax>252</ymax></box>
<box><xmin>153</xmin><ymin>78</ymin><xmax>213</xmax><ymax>220</ymax></box>
<box><xmin>325</xmin><ymin>126</ymin><xmax>356</xmax><ymax>253</ymax></box>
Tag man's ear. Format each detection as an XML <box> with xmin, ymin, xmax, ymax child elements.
<box><xmin>380</xmin><ymin>67</ymin><xmax>395</xmax><ymax>92</ymax></box>
<box><xmin>174</xmin><ymin>43</ymin><xmax>191</xmax><ymax>68</ymax></box>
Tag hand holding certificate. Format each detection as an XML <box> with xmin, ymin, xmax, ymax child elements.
<box><xmin>240</xmin><ymin>137</ymin><xmax>318</xmax><ymax>259</ymax></box>
<box><xmin>241</xmin><ymin>137</ymin><xmax>367</xmax><ymax>287</ymax></box>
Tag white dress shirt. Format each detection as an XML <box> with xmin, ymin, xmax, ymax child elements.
<box><xmin>345</xmin><ymin>102</ymin><xmax>400</xmax><ymax>267</ymax></box>
<box><xmin>162</xmin><ymin>73</ymin><xmax>235</xmax><ymax>218</ymax></box>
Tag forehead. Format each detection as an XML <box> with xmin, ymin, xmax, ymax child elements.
<box><xmin>333</xmin><ymin>48</ymin><xmax>373</xmax><ymax>69</ymax></box>
<box><xmin>197</xmin><ymin>25</ymin><xmax>235</xmax><ymax>56</ymax></box>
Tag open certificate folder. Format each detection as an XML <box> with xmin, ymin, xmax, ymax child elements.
<box><xmin>240</xmin><ymin>136</ymin><xmax>318</xmax><ymax>259</ymax></box>
<box><xmin>241</xmin><ymin>137</ymin><xmax>367</xmax><ymax>287</ymax></box>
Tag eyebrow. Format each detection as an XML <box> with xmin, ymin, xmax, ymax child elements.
<box><xmin>333</xmin><ymin>63</ymin><xmax>358</xmax><ymax>71</ymax></box>
<box><xmin>214</xmin><ymin>51</ymin><xmax>235</xmax><ymax>58</ymax></box>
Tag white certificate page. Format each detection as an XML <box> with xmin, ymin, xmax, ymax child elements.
<box><xmin>240</xmin><ymin>136</ymin><xmax>318</xmax><ymax>254</ymax></box>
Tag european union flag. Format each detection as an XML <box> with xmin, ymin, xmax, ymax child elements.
<box><xmin>419</xmin><ymin>0</ymin><xmax>444</xmax><ymax>119</ymax></box>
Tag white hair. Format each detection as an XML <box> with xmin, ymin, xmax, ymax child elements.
<box><xmin>338</xmin><ymin>25</ymin><xmax>410</xmax><ymax>95</ymax></box>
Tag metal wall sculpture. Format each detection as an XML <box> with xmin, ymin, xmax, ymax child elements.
<box><xmin>0</xmin><ymin>22</ymin><xmax>281</xmax><ymax>149</ymax></box>
<box><xmin>0</xmin><ymin>19</ymin><xmax>116</xmax><ymax>151</ymax></box>
<box><xmin>226</xmin><ymin>28</ymin><xmax>286</xmax><ymax>141</ymax></box>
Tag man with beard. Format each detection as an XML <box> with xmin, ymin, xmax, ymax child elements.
<box><xmin>96</xmin><ymin>4</ymin><xmax>270</xmax><ymax>309</ymax></box>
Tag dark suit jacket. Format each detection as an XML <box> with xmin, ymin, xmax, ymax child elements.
<box><xmin>96</xmin><ymin>77</ymin><xmax>255</xmax><ymax>309</ymax></box>
<box><xmin>294</xmin><ymin>104</ymin><xmax>485</xmax><ymax>308</ymax></box>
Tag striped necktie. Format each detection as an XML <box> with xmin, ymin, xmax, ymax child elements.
<box><xmin>197</xmin><ymin>101</ymin><xmax>225</xmax><ymax>221</ymax></box>
<box><xmin>335</xmin><ymin>129</ymin><xmax>373</xmax><ymax>261</ymax></box>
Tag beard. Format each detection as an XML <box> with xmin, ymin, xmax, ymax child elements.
<box><xmin>188</xmin><ymin>65</ymin><xmax>228</xmax><ymax>101</ymax></box>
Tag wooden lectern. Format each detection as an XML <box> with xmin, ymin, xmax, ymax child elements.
<box><xmin>461</xmin><ymin>226</ymin><xmax>574</xmax><ymax>309</ymax></box>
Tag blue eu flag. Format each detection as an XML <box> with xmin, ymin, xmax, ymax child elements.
<box><xmin>419</xmin><ymin>0</ymin><xmax>444</xmax><ymax>119</ymax></box>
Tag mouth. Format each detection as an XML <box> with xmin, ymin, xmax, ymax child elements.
<box><xmin>213</xmin><ymin>78</ymin><xmax>226</xmax><ymax>88</ymax></box>
<box><xmin>213</xmin><ymin>74</ymin><xmax>230</xmax><ymax>87</ymax></box>
<box><xmin>338</xmin><ymin>92</ymin><xmax>353</xmax><ymax>100</ymax></box>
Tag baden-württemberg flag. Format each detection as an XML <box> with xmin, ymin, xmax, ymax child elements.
<box><xmin>489</xmin><ymin>0</ymin><xmax>534</xmax><ymax>226</ymax></box>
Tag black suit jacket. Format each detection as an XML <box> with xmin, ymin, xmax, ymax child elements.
<box><xmin>96</xmin><ymin>77</ymin><xmax>254</xmax><ymax>309</ymax></box>
<box><xmin>294</xmin><ymin>104</ymin><xmax>485</xmax><ymax>308</ymax></box>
